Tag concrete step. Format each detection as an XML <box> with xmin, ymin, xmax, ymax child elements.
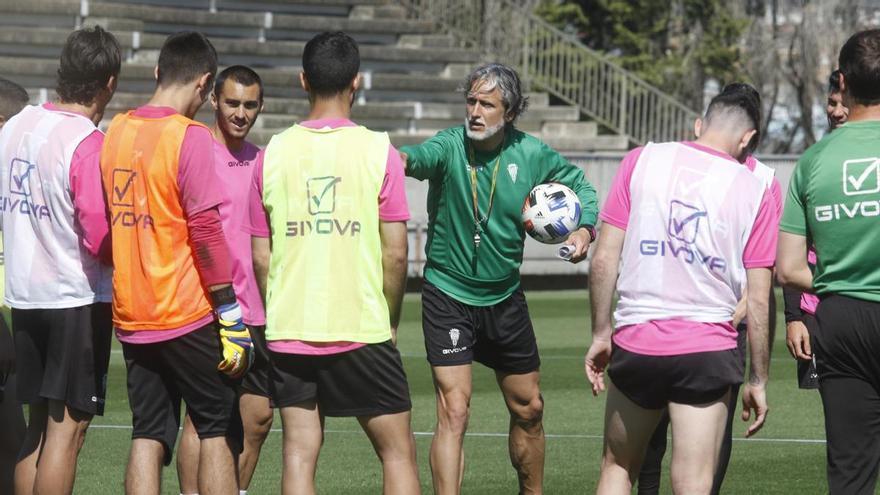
<box><xmin>542</xmin><ymin>121</ymin><xmax>598</xmax><ymax>138</ymax></box>
<box><xmin>397</xmin><ymin>34</ymin><xmax>456</xmax><ymax>49</ymax></box>
<box><xmin>349</xmin><ymin>5</ymin><xmax>407</xmax><ymax>20</ymax></box>
<box><xmin>0</xmin><ymin>57</ymin><xmax>470</xmax><ymax>102</ymax></box>
<box><xmin>0</xmin><ymin>27</ymin><xmax>480</xmax><ymax>73</ymax></box>
<box><xmin>101</xmin><ymin>93</ymin><xmax>578</xmax><ymax>132</ymax></box>
<box><xmin>254</xmin><ymin>115</ymin><xmax>561</xmax><ymax>134</ymax></box>
<box><xmin>91</xmin><ymin>0</ymin><xmax>387</xmax><ymax>16</ymax></box>
<box><xmin>332</xmin><ymin>131</ymin><xmax>631</xmax><ymax>153</ymax></box>
<box><xmin>544</xmin><ymin>135</ymin><xmax>629</xmax><ymax>152</ymax></box>
<box><xmin>527</xmin><ymin>92</ymin><xmax>549</xmax><ymax>107</ymax></box>
<box><xmin>0</xmin><ymin>2</ymin><xmax>433</xmax><ymax>44</ymax></box>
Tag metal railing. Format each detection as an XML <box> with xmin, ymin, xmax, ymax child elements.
<box><xmin>398</xmin><ymin>0</ymin><xmax>699</xmax><ymax>145</ymax></box>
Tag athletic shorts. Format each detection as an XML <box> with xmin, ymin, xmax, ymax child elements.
<box><xmin>122</xmin><ymin>323</ymin><xmax>241</xmax><ymax>465</ymax></box>
<box><xmin>608</xmin><ymin>343</ymin><xmax>744</xmax><ymax>410</ymax></box>
<box><xmin>421</xmin><ymin>282</ymin><xmax>540</xmax><ymax>373</ymax></box>
<box><xmin>269</xmin><ymin>340</ymin><xmax>412</xmax><ymax>417</ymax></box>
<box><xmin>241</xmin><ymin>325</ymin><xmax>271</xmax><ymax>398</ymax></box>
<box><xmin>12</xmin><ymin>303</ymin><xmax>112</xmax><ymax>415</ymax></box>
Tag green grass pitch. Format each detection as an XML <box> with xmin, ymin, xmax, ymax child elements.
<box><xmin>59</xmin><ymin>289</ymin><xmax>827</xmax><ymax>493</ymax></box>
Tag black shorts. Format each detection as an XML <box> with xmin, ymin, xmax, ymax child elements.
<box><xmin>608</xmin><ymin>343</ymin><xmax>744</xmax><ymax>410</ymax></box>
<box><xmin>12</xmin><ymin>303</ymin><xmax>112</xmax><ymax>415</ymax></box>
<box><xmin>241</xmin><ymin>325</ymin><xmax>271</xmax><ymax>398</ymax></box>
<box><xmin>421</xmin><ymin>282</ymin><xmax>540</xmax><ymax>373</ymax></box>
<box><xmin>269</xmin><ymin>340</ymin><xmax>411</xmax><ymax>417</ymax></box>
<box><xmin>122</xmin><ymin>323</ymin><xmax>240</xmax><ymax>465</ymax></box>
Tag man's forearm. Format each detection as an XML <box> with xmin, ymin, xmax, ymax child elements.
<box><xmin>777</xmin><ymin>266</ymin><xmax>813</xmax><ymax>292</ymax></box>
<box><xmin>187</xmin><ymin>207</ymin><xmax>234</xmax><ymax>299</ymax></box>
<box><xmin>551</xmin><ymin>161</ymin><xmax>599</xmax><ymax>227</ymax></box>
<box><xmin>254</xmin><ymin>264</ymin><xmax>268</xmax><ymax>306</ymax></box>
<box><xmin>746</xmin><ymin>269</ymin><xmax>772</xmax><ymax>386</ymax></box>
<box><xmin>382</xmin><ymin>248</ymin><xmax>407</xmax><ymax>329</ymax></box>
<box><xmin>379</xmin><ymin>221</ymin><xmax>408</xmax><ymax>329</ymax></box>
<box><xmin>777</xmin><ymin>232</ymin><xmax>812</xmax><ymax>291</ymax></box>
<box><xmin>251</xmin><ymin>236</ymin><xmax>270</xmax><ymax>305</ymax></box>
<box><xmin>589</xmin><ymin>253</ymin><xmax>618</xmax><ymax>340</ymax></box>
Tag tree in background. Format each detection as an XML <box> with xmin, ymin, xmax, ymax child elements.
<box><xmin>536</xmin><ymin>0</ymin><xmax>864</xmax><ymax>152</ymax></box>
<box><xmin>536</xmin><ymin>0</ymin><xmax>746</xmax><ymax>113</ymax></box>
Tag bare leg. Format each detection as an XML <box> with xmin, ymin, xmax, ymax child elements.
<box><xmin>125</xmin><ymin>438</ymin><xmax>164</xmax><ymax>495</ymax></box>
<box><xmin>238</xmin><ymin>392</ymin><xmax>273</xmax><ymax>490</ymax></box>
<box><xmin>32</xmin><ymin>400</ymin><xmax>92</xmax><ymax>494</ymax></box>
<box><xmin>668</xmin><ymin>390</ymin><xmax>730</xmax><ymax>495</ymax></box>
<box><xmin>596</xmin><ymin>383</ymin><xmax>664</xmax><ymax>495</ymax></box>
<box><xmin>15</xmin><ymin>401</ymin><xmax>47</xmax><ymax>495</ymax></box>
<box><xmin>177</xmin><ymin>412</ymin><xmax>200</xmax><ymax>494</ymax></box>
<box><xmin>496</xmin><ymin>371</ymin><xmax>545</xmax><ymax>494</ymax></box>
<box><xmin>197</xmin><ymin>436</ymin><xmax>237</xmax><ymax>495</ymax></box>
<box><xmin>359</xmin><ymin>411</ymin><xmax>421</xmax><ymax>495</ymax></box>
<box><xmin>429</xmin><ymin>365</ymin><xmax>472</xmax><ymax>495</ymax></box>
<box><xmin>279</xmin><ymin>401</ymin><xmax>323</xmax><ymax>495</ymax></box>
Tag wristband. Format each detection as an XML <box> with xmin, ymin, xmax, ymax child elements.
<box><xmin>210</xmin><ymin>286</ymin><xmax>236</xmax><ymax>308</ymax></box>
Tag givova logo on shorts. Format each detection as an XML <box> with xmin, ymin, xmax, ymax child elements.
<box><xmin>286</xmin><ymin>176</ymin><xmax>362</xmax><ymax>237</ymax></box>
<box><xmin>815</xmin><ymin>157</ymin><xmax>880</xmax><ymax>221</ymax></box>
<box><xmin>442</xmin><ymin>328</ymin><xmax>467</xmax><ymax>355</ymax></box>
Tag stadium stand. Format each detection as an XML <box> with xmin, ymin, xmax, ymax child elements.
<box><xmin>0</xmin><ymin>0</ymin><xmax>629</xmax><ymax>153</ymax></box>
<box><xmin>0</xmin><ymin>0</ymin><xmax>640</xmax><ymax>278</ymax></box>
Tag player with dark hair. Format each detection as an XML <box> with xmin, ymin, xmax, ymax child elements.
<box><xmin>402</xmin><ymin>62</ymin><xmax>599</xmax><ymax>494</ymax></box>
<box><xmin>782</xmin><ymin>69</ymin><xmax>850</xmax><ymax>394</ymax></box>
<box><xmin>636</xmin><ymin>83</ymin><xmax>783</xmax><ymax>495</ymax></box>
<box><xmin>778</xmin><ymin>29</ymin><xmax>880</xmax><ymax>494</ymax></box>
<box><xmin>0</xmin><ymin>78</ymin><xmax>28</xmax><ymax>128</ymax></box>
<box><xmin>0</xmin><ymin>26</ymin><xmax>118</xmax><ymax>494</ymax></box>
<box><xmin>248</xmin><ymin>31</ymin><xmax>420</xmax><ymax>494</ymax></box>
<box><xmin>177</xmin><ymin>64</ymin><xmax>268</xmax><ymax>495</ymax></box>
<box><xmin>586</xmin><ymin>83</ymin><xmax>777</xmax><ymax>494</ymax></box>
<box><xmin>100</xmin><ymin>32</ymin><xmax>252</xmax><ymax>495</ymax></box>
<box><xmin>0</xmin><ymin>76</ymin><xmax>28</xmax><ymax>495</ymax></box>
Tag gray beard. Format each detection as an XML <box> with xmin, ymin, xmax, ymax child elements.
<box><xmin>465</xmin><ymin>118</ymin><xmax>505</xmax><ymax>142</ymax></box>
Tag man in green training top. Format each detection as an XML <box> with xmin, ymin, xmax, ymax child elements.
<box><xmin>402</xmin><ymin>62</ymin><xmax>599</xmax><ymax>495</ymax></box>
<box><xmin>778</xmin><ymin>29</ymin><xmax>880</xmax><ymax>494</ymax></box>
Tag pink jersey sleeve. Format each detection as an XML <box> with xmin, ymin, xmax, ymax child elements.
<box><xmin>379</xmin><ymin>145</ymin><xmax>410</xmax><ymax>222</ymax></box>
<box><xmin>743</xmin><ymin>188</ymin><xmax>778</xmax><ymax>268</ymax></box>
<box><xmin>245</xmin><ymin>150</ymin><xmax>270</xmax><ymax>237</ymax></box>
<box><xmin>598</xmin><ymin>146</ymin><xmax>643</xmax><ymax>230</ymax></box>
<box><xmin>770</xmin><ymin>177</ymin><xmax>783</xmax><ymax>223</ymax></box>
<box><xmin>178</xmin><ymin>125</ymin><xmax>223</xmax><ymax>216</ymax></box>
<box><xmin>188</xmin><ymin>206</ymin><xmax>233</xmax><ymax>287</ymax></box>
<box><xmin>68</xmin><ymin>130</ymin><xmax>111</xmax><ymax>262</ymax></box>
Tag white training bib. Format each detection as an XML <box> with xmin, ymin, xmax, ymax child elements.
<box><xmin>0</xmin><ymin>105</ymin><xmax>111</xmax><ymax>309</ymax></box>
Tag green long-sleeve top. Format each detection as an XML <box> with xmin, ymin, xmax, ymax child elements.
<box><xmin>403</xmin><ymin>125</ymin><xmax>598</xmax><ymax>306</ymax></box>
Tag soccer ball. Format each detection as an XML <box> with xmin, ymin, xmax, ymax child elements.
<box><xmin>521</xmin><ymin>183</ymin><xmax>582</xmax><ymax>244</ymax></box>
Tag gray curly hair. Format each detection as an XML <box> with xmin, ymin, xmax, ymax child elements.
<box><xmin>461</xmin><ymin>63</ymin><xmax>529</xmax><ymax>124</ymax></box>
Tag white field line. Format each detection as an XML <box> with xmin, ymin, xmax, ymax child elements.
<box><xmin>87</xmin><ymin>424</ymin><xmax>825</xmax><ymax>444</ymax></box>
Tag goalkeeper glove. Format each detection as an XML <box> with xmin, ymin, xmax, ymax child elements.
<box><xmin>212</xmin><ymin>287</ymin><xmax>254</xmax><ymax>378</ymax></box>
